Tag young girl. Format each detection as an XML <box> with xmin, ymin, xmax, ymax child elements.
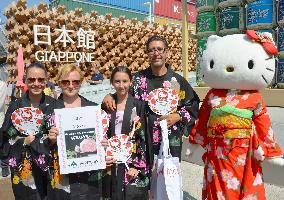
<box><xmin>102</xmin><ymin>66</ymin><xmax>151</xmax><ymax>200</ymax></box>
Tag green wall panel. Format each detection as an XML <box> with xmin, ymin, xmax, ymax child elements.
<box><xmin>51</xmin><ymin>0</ymin><xmax>148</xmax><ymax>21</ymax></box>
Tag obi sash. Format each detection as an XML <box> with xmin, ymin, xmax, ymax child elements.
<box><xmin>207</xmin><ymin>104</ymin><xmax>253</xmax><ymax>139</ymax></box>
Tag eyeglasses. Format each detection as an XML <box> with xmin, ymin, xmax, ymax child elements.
<box><xmin>147</xmin><ymin>47</ymin><xmax>166</xmax><ymax>55</ymax></box>
<box><xmin>60</xmin><ymin>80</ymin><xmax>81</xmax><ymax>87</ymax></box>
<box><xmin>26</xmin><ymin>77</ymin><xmax>46</xmax><ymax>84</ymax></box>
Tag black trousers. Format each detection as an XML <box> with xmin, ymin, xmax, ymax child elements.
<box><xmin>12</xmin><ymin>179</ymin><xmax>42</xmax><ymax>200</ymax></box>
<box><xmin>47</xmin><ymin>182</ymin><xmax>102</xmax><ymax>200</ymax></box>
<box><xmin>32</xmin><ymin>165</ymin><xmax>48</xmax><ymax>200</ymax></box>
<box><xmin>11</xmin><ymin>164</ymin><xmax>47</xmax><ymax>200</ymax></box>
<box><xmin>47</xmin><ymin>173</ymin><xmax>102</xmax><ymax>200</ymax></box>
<box><xmin>102</xmin><ymin>164</ymin><xmax>148</xmax><ymax>200</ymax></box>
<box><xmin>124</xmin><ymin>185</ymin><xmax>148</xmax><ymax>200</ymax></box>
<box><xmin>47</xmin><ymin>185</ymin><xmax>70</xmax><ymax>200</ymax></box>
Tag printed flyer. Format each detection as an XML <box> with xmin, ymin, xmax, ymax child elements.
<box><xmin>55</xmin><ymin>106</ymin><xmax>106</xmax><ymax>174</ymax></box>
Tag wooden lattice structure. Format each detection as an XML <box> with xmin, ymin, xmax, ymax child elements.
<box><xmin>5</xmin><ymin>0</ymin><xmax>197</xmax><ymax>83</ymax></box>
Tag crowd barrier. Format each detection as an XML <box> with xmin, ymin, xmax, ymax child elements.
<box><xmin>55</xmin><ymin>80</ymin><xmax>115</xmax><ymax>104</ymax></box>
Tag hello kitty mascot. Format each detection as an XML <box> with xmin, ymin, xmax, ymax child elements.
<box><xmin>189</xmin><ymin>30</ymin><xmax>284</xmax><ymax>200</ymax></box>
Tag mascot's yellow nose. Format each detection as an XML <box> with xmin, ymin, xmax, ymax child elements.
<box><xmin>226</xmin><ymin>66</ymin><xmax>234</xmax><ymax>72</ymax></box>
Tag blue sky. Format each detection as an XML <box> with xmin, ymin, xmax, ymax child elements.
<box><xmin>0</xmin><ymin>0</ymin><xmax>48</xmax><ymax>23</ymax></box>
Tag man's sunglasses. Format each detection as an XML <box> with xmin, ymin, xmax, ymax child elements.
<box><xmin>60</xmin><ymin>80</ymin><xmax>81</xmax><ymax>87</ymax></box>
<box><xmin>27</xmin><ymin>77</ymin><xmax>46</xmax><ymax>84</ymax></box>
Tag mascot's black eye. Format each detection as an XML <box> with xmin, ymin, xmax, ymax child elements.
<box><xmin>248</xmin><ymin>60</ymin><xmax>254</xmax><ymax>69</ymax></box>
<box><xmin>210</xmin><ymin>60</ymin><xmax>214</xmax><ymax>69</ymax></box>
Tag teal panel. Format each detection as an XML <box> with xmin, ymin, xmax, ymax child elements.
<box><xmin>54</xmin><ymin>0</ymin><xmax>148</xmax><ymax>21</ymax></box>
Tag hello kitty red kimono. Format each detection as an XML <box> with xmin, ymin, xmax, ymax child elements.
<box><xmin>189</xmin><ymin>89</ymin><xmax>283</xmax><ymax>200</ymax></box>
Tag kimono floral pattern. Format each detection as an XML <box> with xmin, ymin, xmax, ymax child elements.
<box><xmin>133</xmin><ymin>67</ymin><xmax>199</xmax><ymax>157</ymax></box>
<box><xmin>50</xmin><ymin>151</ymin><xmax>62</xmax><ymax>189</ymax></box>
<box><xmin>152</xmin><ymin>118</ymin><xmax>161</xmax><ymax>143</ymax></box>
<box><xmin>33</xmin><ymin>154</ymin><xmax>46</xmax><ymax>167</ymax></box>
<box><xmin>125</xmin><ymin>114</ymin><xmax>149</xmax><ymax>187</ymax></box>
<box><xmin>134</xmin><ymin>76</ymin><xmax>148</xmax><ymax>101</ymax></box>
<box><xmin>189</xmin><ymin>89</ymin><xmax>283</xmax><ymax>200</ymax></box>
<box><xmin>5</xmin><ymin>121</ymin><xmax>39</xmax><ymax>189</ymax></box>
<box><xmin>10</xmin><ymin>156</ymin><xmax>36</xmax><ymax>189</ymax></box>
<box><xmin>9</xmin><ymin>157</ymin><xmax>17</xmax><ymax>167</ymax></box>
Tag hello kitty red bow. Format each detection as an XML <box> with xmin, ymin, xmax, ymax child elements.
<box><xmin>246</xmin><ymin>30</ymin><xmax>278</xmax><ymax>56</ymax></box>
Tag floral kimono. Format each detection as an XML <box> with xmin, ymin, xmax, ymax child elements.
<box><xmin>132</xmin><ymin>64</ymin><xmax>200</xmax><ymax>159</ymax></box>
<box><xmin>189</xmin><ymin>89</ymin><xmax>283</xmax><ymax>200</ymax></box>
<box><xmin>0</xmin><ymin>92</ymin><xmax>55</xmax><ymax>200</ymax></box>
<box><xmin>102</xmin><ymin>95</ymin><xmax>151</xmax><ymax>200</ymax></box>
<box><xmin>30</xmin><ymin>95</ymin><xmax>103</xmax><ymax>200</ymax></box>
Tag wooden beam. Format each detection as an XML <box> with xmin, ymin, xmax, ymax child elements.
<box><xmin>182</xmin><ymin>0</ymin><xmax>189</xmax><ymax>81</ymax></box>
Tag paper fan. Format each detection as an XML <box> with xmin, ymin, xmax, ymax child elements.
<box><xmin>11</xmin><ymin>107</ymin><xmax>44</xmax><ymax>136</ymax></box>
<box><xmin>106</xmin><ymin>134</ymin><xmax>133</xmax><ymax>163</ymax></box>
<box><xmin>101</xmin><ymin>109</ymin><xmax>109</xmax><ymax>136</ymax></box>
<box><xmin>147</xmin><ymin>88</ymin><xmax>179</xmax><ymax>116</ymax></box>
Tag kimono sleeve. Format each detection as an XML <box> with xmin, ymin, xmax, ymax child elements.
<box><xmin>0</xmin><ymin>100</ymin><xmax>26</xmax><ymax>165</ymax></box>
<box><xmin>189</xmin><ymin>91</ymin><xmax>212</xmax><ymax>148</ymax></box>
<box><xmin>29</xmin><ymin>134</ymin><xmax>51</xmax><ymax>171</ymax></box>
<box><xmin>176</xmin><ymin>77</ymin><xmax>200</xmax><ymax>135</ymax></box>
<box><xmin>29</xmin><ymin>106</ymin><xmax>56</xmax><ymax>171</ymax></box>
<box><xmin>132</xmin><ymin>71</ymin><xmax>147</xmax><ymax>101</ymax></box>
<box><xmin>128</xmin><ymin>102</ymin><xmax>149</xmax><ymax>178</ymax></box>
<box><xmin>1</xmin><ymin>100</ymin><xmax>20</xmax><ymax>141</ymax></box>
<box><xmin>252</xmin><ymin>94</ymin><xmax>283</xmax><ymax>158</ymax></box>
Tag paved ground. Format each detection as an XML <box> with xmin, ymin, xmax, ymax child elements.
<box><xmin>182</xmin><ymin>162</ymin><xmax>284</xmax><ymax>200</ymax></box>
<box><xmin>1</xmin><ymin>161</ymin><xmax>283</xmax><ymax>200</ymax></box>
<box><xmin>0</xmin><ymin>176</ymin><xmax>14</xmax><ymax>200</ymax></box>
<box><xmin>268</xmin><ymin>107</ymin><xmax>284</xmax><ymax>149</ymax></box>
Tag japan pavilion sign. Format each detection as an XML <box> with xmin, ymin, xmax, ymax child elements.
<box><xmin>33</xmin><ymin>25</ymin><xmax>96</xmax><ymax>63</ymax></box>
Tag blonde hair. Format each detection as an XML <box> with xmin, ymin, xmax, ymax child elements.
<box><xmin>56</xmin><ymin>63</ymin><xmax>84</xmax><ymax>82</ymax></box>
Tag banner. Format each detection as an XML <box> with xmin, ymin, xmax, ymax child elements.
<box><xmin>55</xmin><ymin>106</ymin><xmax>106</xmax><ymax>174</ymax></box>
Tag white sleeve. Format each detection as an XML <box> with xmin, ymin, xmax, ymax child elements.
<box><xmin>0</xmin><ymin>81</ymin><xmax>7</xmax><ymax>111</ymax></box>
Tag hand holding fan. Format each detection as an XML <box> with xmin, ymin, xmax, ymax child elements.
<box><xmin>147</xmin><ymin>88</ymin><xmax>179</xmax><ymax>116</ymax></box>
<box><xmin>11</xmin><ymin>107</ymin><xmax>44</xmax><ymax>136</ymax></box>
<box><xmin>106</xmin><ymin>134</ymin><xmax>133</xmax><ymax>169</ymax></box>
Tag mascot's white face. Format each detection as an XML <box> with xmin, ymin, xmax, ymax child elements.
<box><xmin>200</xmin><ymin>34</ymin><xmax>276</xmax><ymax>90</ymax></box>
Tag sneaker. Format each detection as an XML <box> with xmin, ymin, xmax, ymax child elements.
<box><xmin>1</xmin><ymin>167</ymin><xmax>10</xmax><ymax>177</ymax></box>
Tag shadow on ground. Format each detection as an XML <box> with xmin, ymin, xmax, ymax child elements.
<box><xmin>184</xmin><ymin>191</ymin><xmax>197</xmax><ymax>200</ymax></box>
